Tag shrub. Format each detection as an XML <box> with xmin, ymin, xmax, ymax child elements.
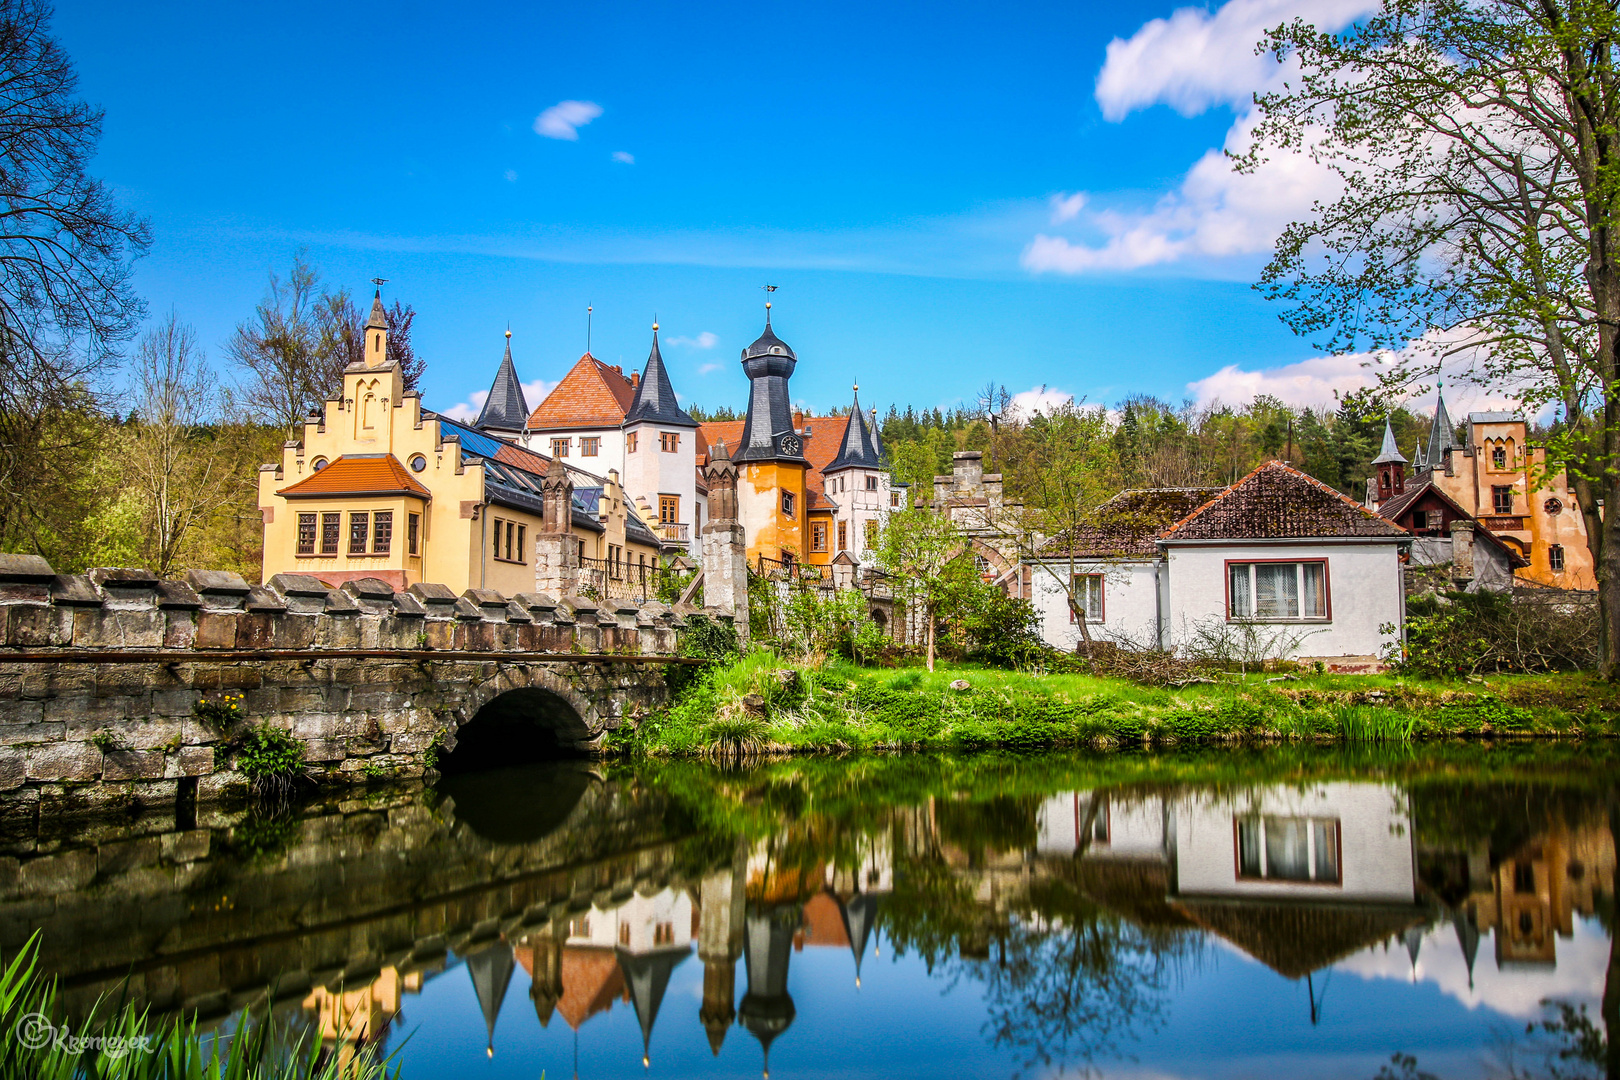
<box><xmin>235</xmin><ymin>724</ymin><xmax>305</xmax><ymax>800</ymax></box>
<box><xmin>1386</xmin><ymin>590</ymin><xmax>1598</xmax><ymax>677</ymax></box>
<box><xmin>956</xmin><ymin>591</ymin><xmax>1048</xmax><ymax>669</ymax></box>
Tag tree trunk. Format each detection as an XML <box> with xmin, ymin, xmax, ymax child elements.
<box><xmin>926</xmin><ymin>600</ymin><xmax>937</xmax><ymax>672</ymax></box>
<box><xmin>1070</xmin><ymin>596</ymin><xmax>1094</xmax><ymax>659</ymax></box>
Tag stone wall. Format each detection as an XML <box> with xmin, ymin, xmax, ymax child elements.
<box><xmin>0</xmin><ymin>555</ymin><xmax>715</xmax><ymax>817</ymax></box>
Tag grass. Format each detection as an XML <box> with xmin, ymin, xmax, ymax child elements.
<box><xmin>610</xmin><ymin>650</ymin><xmax>1620</xmax><ymax>757</ymax></box>
<box><xmin>0</xmin><ymin>934</ymin><xmax>398</xmax><ymax>1080</ymax></box>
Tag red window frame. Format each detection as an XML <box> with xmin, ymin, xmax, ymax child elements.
<box><xmin>1224</xmin><ymin>558</ymin><xmax>1332</xmax><ymax>622</ymax></box>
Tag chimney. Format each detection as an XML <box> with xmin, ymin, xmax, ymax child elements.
<box><xmin>1450</xmin><ymin>519</ymin><xmax>1476</xmax><ymax>584</ymax></box>
<box><xmin>792</xmin><ymin>409</ymin><xmax>804</xmax><ymax>429</ymax></box>
<box><xmin>630</xmin><ymin>371</ymin><xmax>640</xmax><ymax>388</ymax></box>
<box><xmin>612</xmin><ymin>365</ymin><xmax>622</xmax><ymax>375</ymax></box>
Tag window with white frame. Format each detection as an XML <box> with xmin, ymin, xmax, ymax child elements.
<box><xmin>1070</xmin><ymin>573</ymin><xmax>1103</xmax><ymax>622</ymax></box>
<box><xmin>1236</xmin><ymin>816</ymin><xmax>1341</xmax><ymax>883</ymax></box>
<box><xmin>1228</xmin><ymin>561</ymin><xmax>1328</xmax><ymax>620</ymax></box>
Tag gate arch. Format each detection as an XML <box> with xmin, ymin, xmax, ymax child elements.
<box><xmin>440</xmin><ymin>666</ymin><xmax>603</xmax><ymax>770</ymax></box>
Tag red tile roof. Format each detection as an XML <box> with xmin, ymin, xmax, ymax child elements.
<box><xmin>277</xmin><ymin>455</ymin><xmax>431</xmax><ymax>499</ymax></box>
<box><xmin>526</xmin><ymin>353</ymin><xmax>638</xmax><ymax>430</ymax></box>
<box><xmin>699</xmin><ymin>415</ymin><xmax>848</xmax><ymax>510</ymax></box>
<box><xmin>1162</xmin><ymin>460</ymin><xmax>1407</xmax><ymax>541</ymax></box>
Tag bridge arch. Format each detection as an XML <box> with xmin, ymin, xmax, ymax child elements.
<box><xmin>440</xmin><ymin>666</ymin><xmax>604</xmax><ymax>771</ymax></box>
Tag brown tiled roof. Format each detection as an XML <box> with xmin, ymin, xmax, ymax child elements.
<box><xmin>1374</xmin><ymin>481</ymin><xmax>1429</xmax><ymax>521</ymax></box>
<box><xmin>277</xmin><ymin>455</ymin><xmax>430</xmax><ymax>499</ymax></box>
<box><xmin>1375</xmin><ymin>480</ymin><xmax>1528</xmax><ymax>566</ymax></box>
<box><xmin>699</xmin><ymin>416</ymin><xmax>849</xmax><ymax>509</ymax></box>
<box><xmin>1042</xmin><ymin>487</ymin><xmax>1225</xmax><ymax>559</ymax></box>
<box><xmin>1162</xmin><ymin>460</ymin><xmax>1408</xmax><ymax>541</ymax></box>
<box><xmin>526</xmin><ymin>353</ymin><xmax>638</xmax><ymax>430</ymax></box>
<box><xmin>1172</xmin><ymin>899</ymin><xmax>1426</xmax><ymax>979</ymax></box>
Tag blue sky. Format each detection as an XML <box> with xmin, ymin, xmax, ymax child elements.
<box><xmin>58</xmin><ymin>0</ymin><xmax>1490</xmax><ymax>422</ymax></box>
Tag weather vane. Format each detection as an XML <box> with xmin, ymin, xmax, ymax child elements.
<box><xmin>370</xmin><ymin>277</ymin><xmax>388</xmax><ymax>289</ymax></box>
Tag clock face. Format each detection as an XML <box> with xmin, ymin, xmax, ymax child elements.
<box><xmin>779</xmin><ymin>434</ymin><xmax>802</xmax><ymax>457</ymax></box>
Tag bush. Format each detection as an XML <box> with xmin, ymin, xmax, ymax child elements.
<box><xmin>235</xmin><ymin>723</ymin><xmax>305</xmax><ymax>800</ymax></box>
<box><xmin>955</xmin><ymin>591</ymin><xmax>1048</xmax><ymax>669</ymax></box>
<box><xmin>1387</xmin><ymin>590</ymin><xmax>1599</xmax><ymax>677</ymax></box>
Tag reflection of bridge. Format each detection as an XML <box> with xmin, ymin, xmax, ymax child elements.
<box><xmin>0</xmin><ymin>558</ymin><xmax>712</xmax><ymax>812</ymax></box>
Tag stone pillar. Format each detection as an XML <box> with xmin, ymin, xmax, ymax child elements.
<box><xmin>1450</xmin><ymin>519</ymin><xmax>1476</xmax><ymax>585</ymax></box>
<box><xmin>701</xmin><ymin>441</ymin><xmax>749</xmax><ymax>649</ymax></box>
<box><xmin>534</xmin><ymin>456</ymin><xmax>578</xmax><ymax>597</ymax></box>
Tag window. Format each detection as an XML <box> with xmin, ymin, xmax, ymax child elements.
<box><xmin>1411</xmin><ymin>509</ymin><xmax>1428</xmax><ymax>531</ymax></box>
<box><xmin>409</xmin><ymin>454</ymin><xmax>426</xmax><ymax>472</ymax></box>
<box><xmin>408</xmin><ymin>513</ymin><xmax>420</xmax><ymax>555</ymax></box>
<box><xmin>626</xmin><ymin>432</ymin><xmax>638</xmax><ymax>453</ymax></box>
<box><xmin>580</xmin><ymin>437</ymin><xmax>600</xmax><ymax>456</ymax></box>
<box><xmin>348</xmin><ymin>513</ymin><xmax>370</xmax><ymax>555</ymax></box>
<box><xmin>296</xmin><ymin>513</ymin><xmax>317</xmax><ymax>555</ymax></box>
<box><xmin>1228</xmin><ymin>561</ymin><xmax>1328</xmax><ymax>620</ymax></box>
<box><xmin>1549</xmin><ymin>544</ymin><xmax>1566</xmax><ymax>571</ymax></box>
<box><xmin>866</xmin><ymin>475</ymin><xmax>878</xmax><ymax>491</ymax></box>
<box><xmin>811</xmin><ymin>521</ymin><xmax>828</xmax><ymax>552</ymax></box>
<box><xmin>619</xmin><ymin>922</ymin><xmax>631</xmax><ymax>947</ymax></box>
<box><xmin>659</xmin><ymin>495</ymin><xmax>680</xmax><ymax>524</ymax></box>
<box><xmin>837</xmin><ymin>521</ymin><xmax>848</xmax><ymax>551</ymax></box>
<box><xmin>1072</xmin><ymin>574</ymin><xmax>1103</xmax><ymax>622</ymax></box>
<box><xmin>491</xmin><ymin>519</ymin><xmax>527</xmax><ymax>563</ymax></box>
<box><xmin>864</xmin><ymin>520</ymin><xmax>877</xmax><ymax>548</ymax></box>
<box><xmin>654</xmin><ymin>922</ymin><xmax>674</xmax><ymax>946</ymax></box>
<box><xmin>320</xmin><ymin>513</ymin><xmax>341</xmax><ymax>555</ymax></box>
<box><xmin>660</xmin><ymin>431</ymin><xmax>680</xmax><ymax>453</ymax></box>
<box><xmin>608</xmin><ymin>544</ymin><xmax>622</xmax><ymax>579</ymax></box>
<box><xmin>781</xmin><ymin>490</ymin><xmax>796</xmax><ymax>518</ymax></box>
<box><xmin>891</xmin><ymin>491</ymin><xmax>901</xmax><ymax>508</ymax></box>
<box><xmin>373</xmin><ymin>511</ymin><xmax>392</xmax><ymax>555</ymax></box>
<box><xmin>1492</xmin><ymin>445</ymin><xmax>1507</xmax><ymax>469</ymax></box>
<box><xmin>311</xmin><ymin>457</ymin><xmax>328</xmax><ymax>471</ymax></box>
<box><xmin>551</xmin><ymin>438</ymin><xmax>571</xmax><ymax>457</ymax></box>
<box><xmin>1236</xmin><ymin>816</ymin><xmax>1340</xmax><ymax>884</ymax></box>
<box><xmin>1493</xmin><ymin>485</ymin><xmax>1515</xmax><ymax>514</ymax></box>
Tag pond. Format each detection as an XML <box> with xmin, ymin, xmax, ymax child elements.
<box><xmin>2</xmin><ymin>744</ymin><xmax>1614</xmax><ymax>1080</ymax></box>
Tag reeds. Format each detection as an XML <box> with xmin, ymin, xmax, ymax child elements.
<box><xmin>0</xmin><ymin>934</ymin><xmax>399</xmax><ymax>1080</ymax></box>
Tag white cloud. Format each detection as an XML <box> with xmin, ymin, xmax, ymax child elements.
<box><xmin>1024</xmin><ymin>111</ymin><xmax>1341</xmax><ymax>273</ymax></box>
<box><xmin>697</xmin><ymin>362</ymin><xmax>722</xmax><ymax>375</ymax></box>
<box><xmin>611</xmin><ymin>150</ymin><xmax>635</xmax><ymax>165</ymax></box>
<box><xmin>1185</xmin><ymin>336</ymin><xmax>1527</xmax><ymax>414</ymax></box>
<box><xmin>1008</xmin><ymin>385</ymin><xmax>1074</xmax><ymax>417</ymax></box>
<box><xmin>1030</xmin><ymin>0</ymin><xmax>1375</xmax><ymax>275</ymax></box>
<box><xmin>534</xmin><ymin>100</ymin><xmax>602</xmax><ymax>141</ymax></box>
<box><xmin>1095</xmin><ymin>0</ymin><xmax>1374</xmax><ymax>121</ymax></box>
<box><xmin>667</xmin><ymin>331</ymin><xmax>718</xmax><ymax>349</ymax></box>
<box><xmin>1050</xmin><ymin>192</ymin><xmax>1087</xmax><ymax>223</ymax></box>
<box><xmin>503</xmin><ymin>169</ymin><xmax>518</xmax><ymax>183</ymax></box>
<box><xmin>440</xmin><ymin>378</ymin><xmax>556</xmax><ymax>423</ymax></box>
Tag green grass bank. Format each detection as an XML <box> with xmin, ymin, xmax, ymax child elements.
<box><xmin>611</xmin><ymin>652</ymin><xmax>1620</xmax><ymax>757</ymax></box>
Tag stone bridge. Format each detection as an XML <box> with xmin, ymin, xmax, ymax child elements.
<box><xmin>0</xmin><ymin>555</ymin><xmax>717</xmax><ymax>816</ymax></box>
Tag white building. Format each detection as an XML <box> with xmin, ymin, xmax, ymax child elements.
<box><xmin>1028</xmin><ymin>461</ymin><xmax>1410</xmax><ymax>670</ymax></box>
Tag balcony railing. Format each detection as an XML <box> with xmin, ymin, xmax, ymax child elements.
<box><xmin>577</xmin><ymin>556</ymin><xmax>671</xmax><ymax>603</ymax></box>
<box><xmin>655</xmin><ymin>522</ymin><xmax>690</xmax><ymax>544</ymax></box>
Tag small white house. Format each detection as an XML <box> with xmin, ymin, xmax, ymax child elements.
<box><xmin>1029</xmin><ymin>462</ymin><xmax>1410</xmax><ymax>669</ymax></box>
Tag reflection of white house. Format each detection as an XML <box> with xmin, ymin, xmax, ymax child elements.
<box><xmin>1027</xmin><ymin>462</ymin><xmax>1410</xmax><ymax>669</ymax></box>
<box><xmin>1036</xmin><ymin>781</ymin><xmax>1427</xmax><ymax>978</ymax></box>
<box><xmin>565</xmin><ymin>886</ymin><xmax>693</xmax><ymax>1065</ymax></box>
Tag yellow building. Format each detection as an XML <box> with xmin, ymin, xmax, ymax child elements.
<box><xmin>1414</xmin><ymin>391</ymin><xmax>1597</xmax><ymax>590</ymax></box>
<box><xmin>258</xmin><ymin>293</ymin><xmax>660</xmax><ymax>591</ymax></box>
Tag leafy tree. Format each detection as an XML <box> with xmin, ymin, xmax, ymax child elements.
<box><xmin>1245</xmin><ymin>0</ymin><xmax>1620</xmax><ymax>674</ymax></box>
<box><xmin>875</xmin><ymin>508</ymin><xmax>967</xmax><ymax>671</ymax></box>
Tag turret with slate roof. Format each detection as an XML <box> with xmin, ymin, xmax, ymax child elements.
<box><xmin>465</xmin><ymin>941</ymin><xmax>515</xmax><ymax>1058</ymax></box>
<box><xmin>1372</xmin><ymin>418</ymin><xmax>1407</xmax><ymax>505</ymax></box>
<box><xmin>1419</xmin><ymin>386</ymin><xmax>1460</xmax><ymax>471</ymax></box>
<box><xmin>825</xmin><ymin>386</ymin><xmax>884</xmax><ymax>474</ymax></box>
<box><xmin>474</xmin><ymin>329</ymin><xmax>532</xmax><ymax>439</ymax></box>
<box><xmin>735</xmin><ymin>303</ymin><xmax>806</xmax><ymax>464</ymax></box>
<box><xmin>624</xmin><ymin>325</ymin><xmax>697</xmax><ymax>428</ymax></box>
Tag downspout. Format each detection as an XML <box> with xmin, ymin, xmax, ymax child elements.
<box><xmin>479</xmin><ymin>491</ymin><xmax>488</xmax><ymax>591</ymax></box>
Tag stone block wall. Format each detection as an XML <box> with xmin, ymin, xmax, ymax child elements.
<box><xmin>0</xmin><ymin>556</ymin><xmax>723</xmax><ymax>818</ymax></box>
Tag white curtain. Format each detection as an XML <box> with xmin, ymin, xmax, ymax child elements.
<box><xmin>1255</xmin><ymin>563</ymin><xmax>1299</xmax><ymax>618</ymax></box>
<box><xmin>1229</xmin><ymin>564</ymin><xmax>1252</xmax><ymax>618</ymax></box>
<box><xmin>1302</xmin><ymin>563</ymin><xmax>1326</xmax><ymax>618</ymax></box>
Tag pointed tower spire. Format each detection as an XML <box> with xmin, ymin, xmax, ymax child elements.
<box><xmin>1425</xmin><ymin>384</ymin><xmax>1456</xmax><ymax>469</ymax></box>
<box><xmin>364</xmin><ymin>288</ymin><xmax>389</xmax><ymax>367</ymax></box>
<box><xmin>466</xmin><ymin>942</ymin><xmax>515</xmax><ymax>1058</ymax></box>
<box><xmin>1372</xmin><ymin>419</ymin><xmax>1406</xmax><ymax>465</ymax></box>
<box><xmin>827</xmin><ymin>383</ymin><xmax>885</xmax><ymax>473</ymax></box>
<box><xmin>618</xmin><ymin>947</ymin><xmax>691</xmax><ymax>1071</ymax></box>
<box><xmin>624</xmin><ymin>322</ymin><xmax>697</xmax><ymax>427</ymax></box>
<box><xmin>1372</xmin><ymin>417</ymin><xmax>1408</xmax><ymax>505</ymax></box>
<box><xmin>474</xmin><ymin>327</ymin><xmax>532</xmax><ymax>437</ymax></box>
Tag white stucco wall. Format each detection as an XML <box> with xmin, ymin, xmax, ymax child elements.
<box><xmin>823</xmin><ymin>466</ymin><xmax>893</xmax><ymax>566</ymax></box>
<box><xmin>622</xmin><ymin>420</ymin><xmax>699</xmax><ymax>546</ymax></box>
<box><xmin>1162</xmin><ymin>540</ymin><xmax>1404</xmax><ymax>660</ymax></box>
<box><xmin>1029</xmin><ymin>560</ymin><xmax>1161</xmax><ymax>651</ymax></box>
<box><xmin>1170</xmin><ymin>782</ymin><xmax>1415</xmax><ymax>902</ymax></box>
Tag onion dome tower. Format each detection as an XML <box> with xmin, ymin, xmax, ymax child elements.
<box><xmin>735</xmin><ymin>303</ymin><xmax>806</xmax><ymax>464</ymax></box>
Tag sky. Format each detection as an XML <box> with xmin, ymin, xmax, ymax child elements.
<box><xmin>54</xmin><ymin>0</ymin><xmax>1500</xmax><ymax>424</ymax></box>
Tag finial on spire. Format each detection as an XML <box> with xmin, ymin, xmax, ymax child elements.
<box><xmin>505</xmin><ymin>325</ymin><xmax>511</xmax><ymax>339</ymax></box>
<box><xmin>853</xmin><ymin>381</ymin><xmax>859</xmax><ymax>393</ymax></box>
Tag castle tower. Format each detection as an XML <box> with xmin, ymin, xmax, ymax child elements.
<box><xmin>733</xmin><ymin>304</ymin><xmax>809</xmax><ymax>564</ymax></box>
<box><xmin>474</xmin><ymin>328</ymin><xmax>531</xmax><ymax>441</ymax></box>
<box><xmin>343</xmin><ymin>288</ymin><xmax>403</xmax><ymax>450</ymax></box>
<box><xmin>622</xmin><ymin>324</ymin><xmax>700</xmax><ymax>547</ymax></box>
<box><xmin>364</xmin><ymin>289</ymin><xmax>389</xmax><ymax>368</ymax></box>
<box><xmin>1371</xmin><ymin>418</ymin><xmax>1407</xmax><ymax>505</ymax></box>
<box><xmin>823</xmin><ymin>384</ymin><xmax>891</xmax><ymax>561</ymax></box>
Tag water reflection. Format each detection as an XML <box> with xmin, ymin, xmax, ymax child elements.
<box><xmin>1</xmin><ymin>748</ymin><xmax>1613</xmax><ymax>1079</ymax></box>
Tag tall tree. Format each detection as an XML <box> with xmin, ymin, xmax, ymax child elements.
<box><xmin>1245</xmin><ymin>0</ymin><xmax>1620</xmax><ymax>674</ymax></box>
<box><xmin>126</xmin><ymin>313</ymin><xmax>229</xmax><ymax>576</ymax></box>
<box><xmin>0</xmin><ymin>0</ymin><xmax>149</xmax><ymax>557</ymax></box>
<box><xmin>227</xmin><ymin>252</ymin><xmax>332</xmax><ymax>435</ymax></box>
<box><xmin>875</xmin><ymin>508</ymin><xmax>968</xmax><ymax>672</ymax></box>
